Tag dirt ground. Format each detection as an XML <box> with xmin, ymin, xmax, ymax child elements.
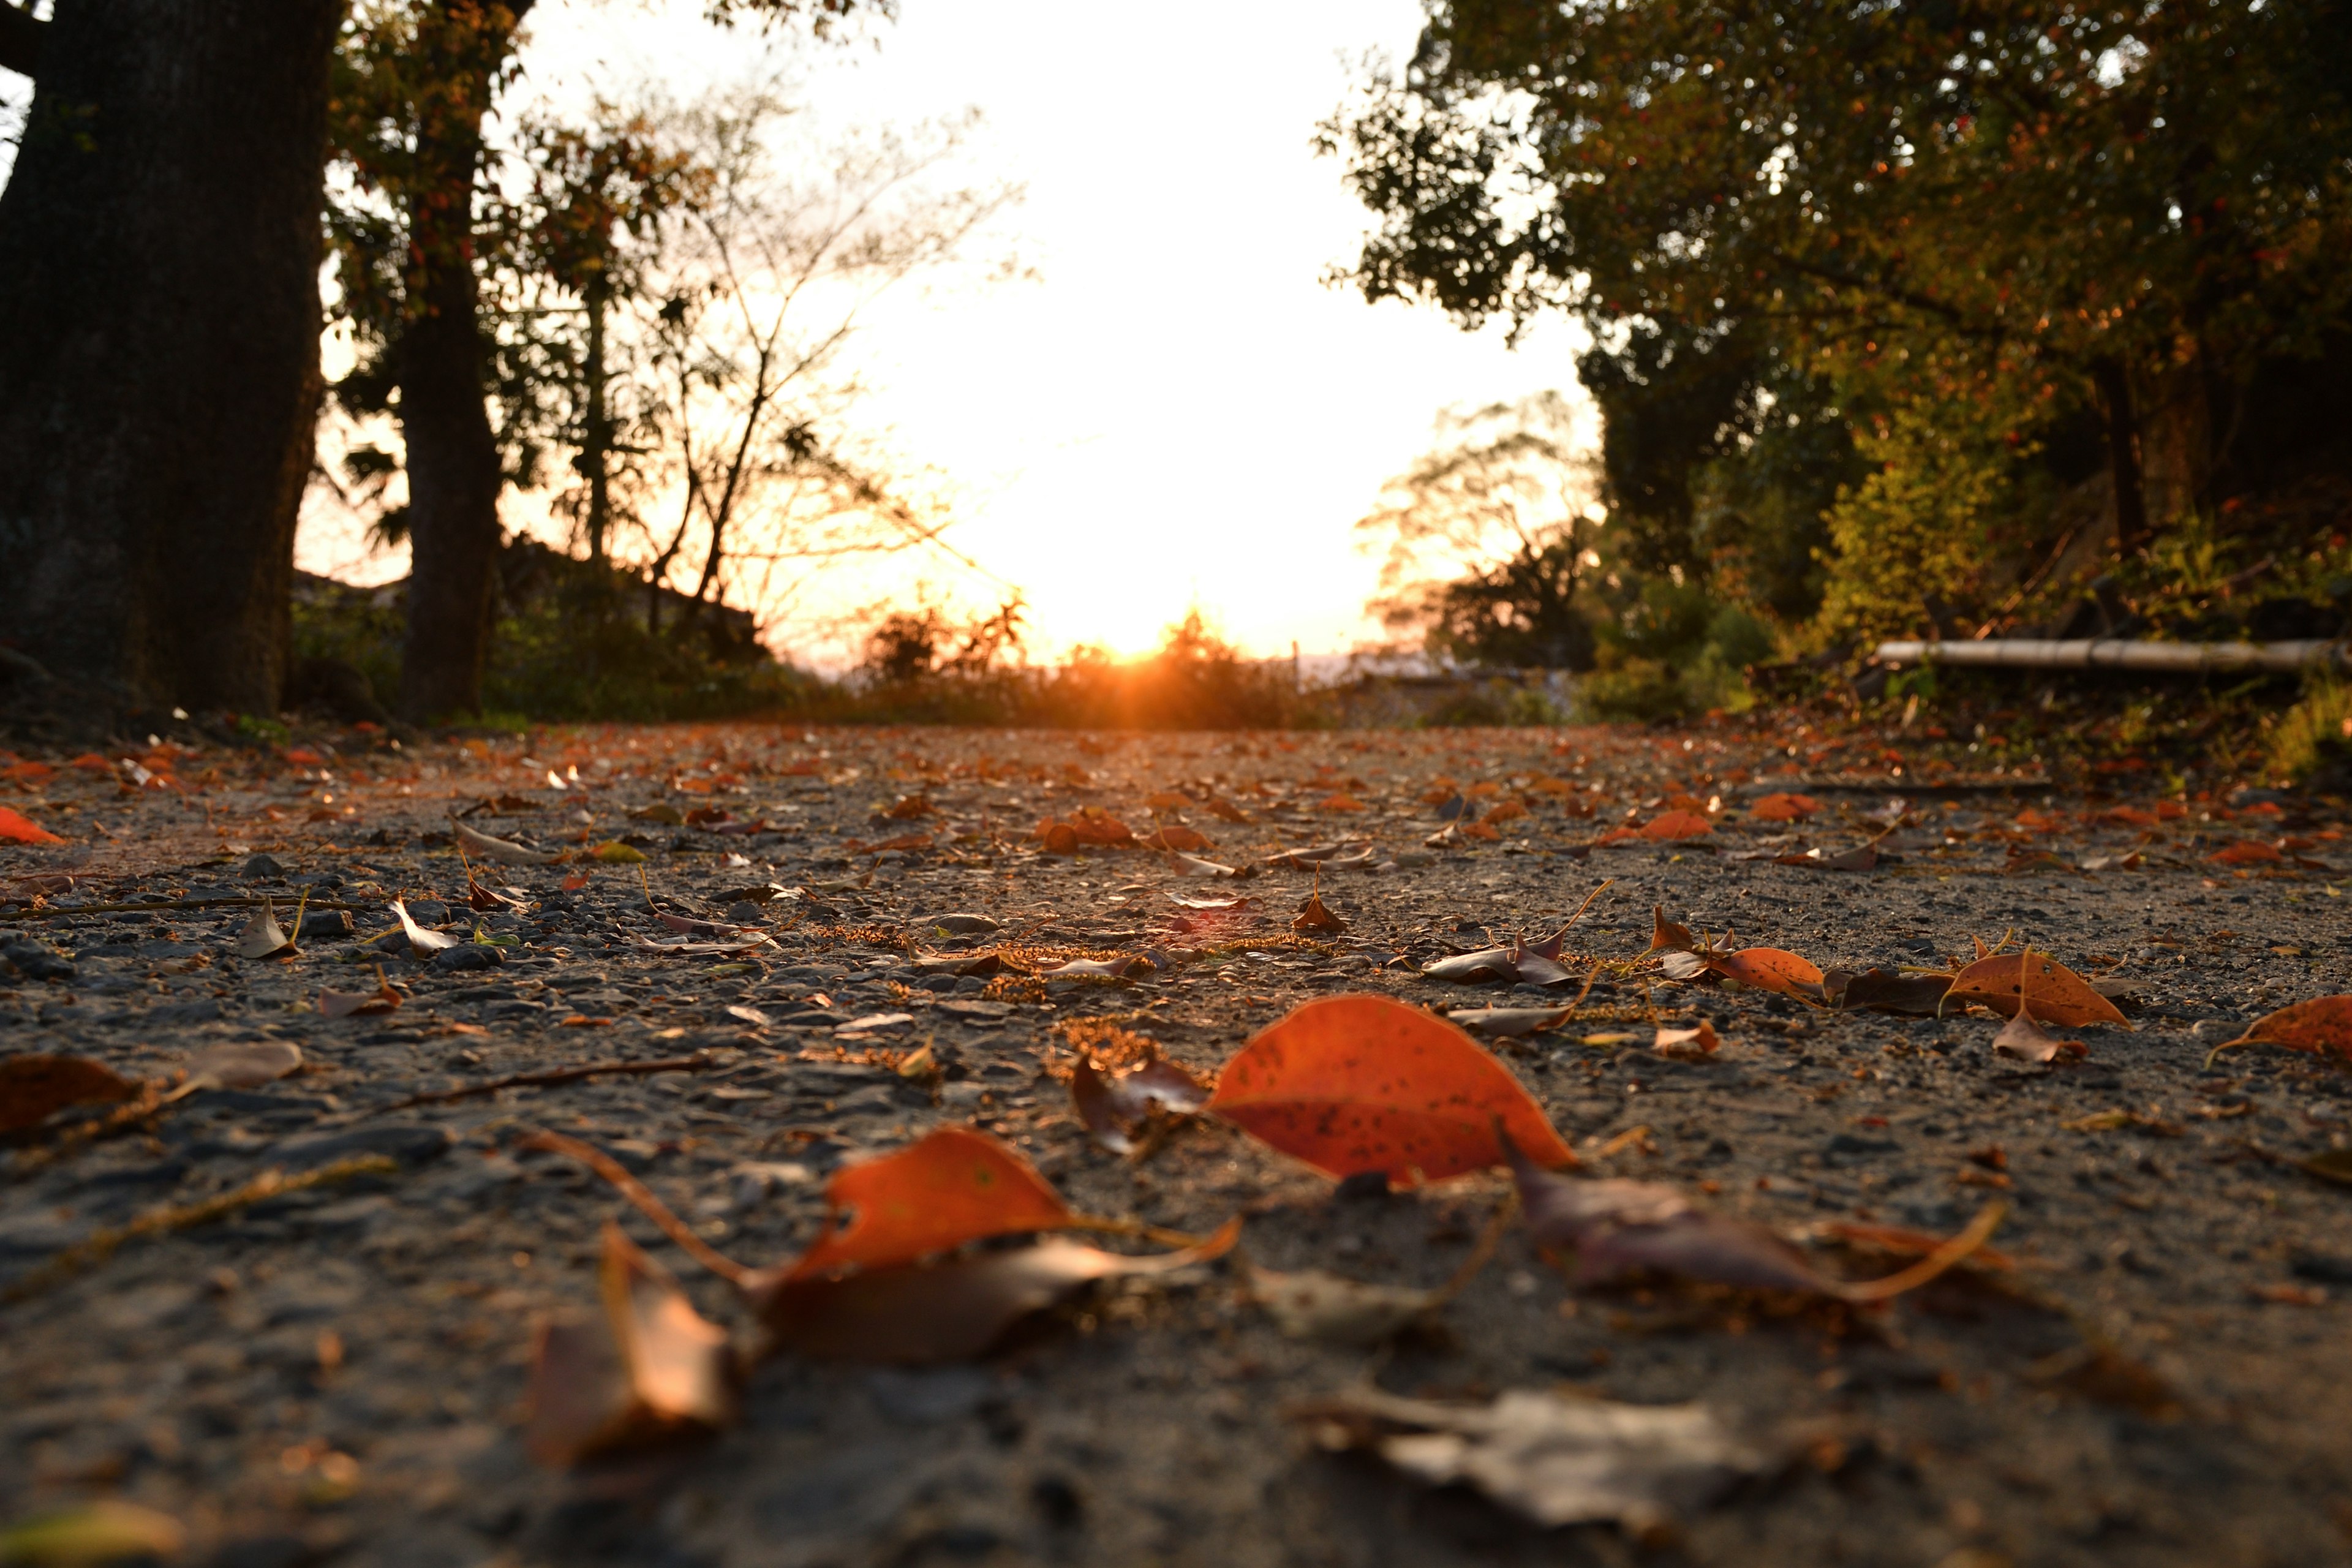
<box><xmin>3</xmin><ymin>718</ymin><xmax>2350</xmax><ymax>1568</ymax></box>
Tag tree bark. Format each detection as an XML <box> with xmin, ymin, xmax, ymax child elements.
<box><xmin>0</xmin><ymin>0</ymin><xmax>338</xmax><ymax>713</ymax></box>
<box><xmin>2134</xmin><ymin>339</ymin><xmax>2212</xmax><ymax>530</ymax></box>
<box><xmin>391</xmin><ymin>0</ymin><xmax>533</xmax><ymax>722</ymax></box>
<box><xmin>2092</xmin><ymin>358</ymin><xmax>2150</xmax><ymax>556</ymax></box>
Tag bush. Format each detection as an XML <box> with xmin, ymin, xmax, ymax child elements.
<box><xmin>2269</xmin><ymin>672</ymin><xmax>2352</xmax><ymax>791</ymax></box>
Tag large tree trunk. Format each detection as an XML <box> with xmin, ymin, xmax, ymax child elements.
<box><xmin>2091</xmin><ymin>358</ymin><xmax>2150</xmax><ymax>557</ymax></box>
<box><xmin>0</xmin><ymin>0</ymin><xmax>338</xmax><ymax>714</ymax></box>
<box><xmin>391</xmin><ymin>0</ymin><xmax>533</xmax><ymax>722</ymax></box>
<box><xmin>2135</xmin><ymin>338</ymin><xmax>2212</xmax><ymax>531</ymax></box>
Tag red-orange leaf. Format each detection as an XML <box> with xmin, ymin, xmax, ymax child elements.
<box><xmin>1139</xmin><ymin>824</ymin><xmax>1213</xmax><ymax>852</ymax></box>
<box><xmin>1748</xmin><ymin>793</ymin><xmax>1820</xmax><ymax>822</ymax></box>
<box><xmin>1640</xmin><ymin>810</ymin><xmax>1713</xmax><ymax>841</ymax></box>
<box><xmin>0</xmin><ymin>1055</ymin><xmax>141</xmax><ymax>1134</ymax></box>
<box><xmin>2207</xmin><ymin>840</ymin><xmax>2285</xmax><ymax>866</ymax></box>
<box><xmin>1711</xmin><ymin>948</ymin><xmax>1823</xmax><ymax>998</ymax></box>
<box><xmin>0</xmin><ymin>806</ymin><xmax>64</xmax><ymax>845</ymax></box>
<box><xmin>1206</xmin><ymin>995</ymin><xmax>1575</xmax><ymax>1182</ymax></box>
<box><xmin>786</xmin><ymin>1128</ymin><xmax>1073</xmax><ymax>1281</ymax></box>
<box><xmin>1943</xmin><ymin>951</ymin><xmax>2128</xmax><ymax>1028</ymax></box>
<box><xmin>2228</xmin><ymin>996</ymin><xmax>2352</xmax><ymax>1062</ymax></box>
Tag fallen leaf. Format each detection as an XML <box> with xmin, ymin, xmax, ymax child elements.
<box><xmin>0</xmin><ymin>1501</ymin><xmax>186</xmax><ymax>1565</ymax></box>
<box><xmin>1293</xmin><ymin>891</ymin><xmax>1347</xmax><ymax>933</ymax></box>
<box><xmin>1710</xmin><ymin>948</ymin><xmax>1823</xmax><ymax>998</ymax></box>
<box><xmin>2224</xmin><ymin>996</ymin><xmax>2352</xmax><ymax>1063</ymax></box>
<box><xmin>1291</xmin><ymin>1385</ymin><xmax>1772</xmax><ymax>1534</ymax></box>
<box><xmin>1167</xmin><ymin>892</ymin><xmax>1249</xmax><ymax>911</ymax></box>
<box><xmin>1422</xmin><ymin>947</ymin><xmax>1518</xmax><ymax>983</ymax></box>
<box><xmin>390</xmin><ymin>897</ymin><xmax>459</xmax><ymax>959</ymax></box>
<box><xmin>183</xmin><ymin>1040</ymin><xmax>302</xmax><ymax>1091</ymax></box>
<box><xmin>1483</xmin><ymin>799</ymin><xmax>1529</xmax><ymax>824</ymax></box>
<box><xmin>2297</xmin><ymin>1148</ymin><xmax>2352</xmax><ymax>1187</ymax></box>
<box><xmin>627</xmin><ymin>802</ymin><xmax>686</xmax><ymax>825</ymax></box>
<box><xmin>1140</xmin><ymin>824</ymin><xmax>1215</xmax><ymax>853</ymax></box>
<box><xmin>317</xmin><ymin>969</ymin><xmax>402</xmax><ymax>1019</ymax></box>
<box><xmin>1992</xmin><ymin>1012</ymin><xmax>2088</xmax><ymax>1063</ymax></box>
<box><xmin>0</xmin><ymin>806</ymin><xmax>65</xmax><ymax>845</ymax></box>
<box><xmin>2208</xmin><ymin>840</ymin><xmax>2286</xmax><ymax>866</ymax></box>
<box><xmin>1207</xmin><ymin>995</ymin><xmax>1576</xmax><ymax>1182</ymax></box>
<box><xmin>524</xmin><ymin>1222</ymin><xmax>734</xmax><ymax>1465</ymax></box>
<box><xmin>1250</xmin><ymin>1265</ymin><xmax>1443</xmax><ymax>1344</ymax></box>
<box><xmin>561</xmin><ymin>871</ymin><xmax>591</xmax><ymax>891</ymax></box>
<box><xmin>785</xmin><ymin>1127</ymin><xmax>1075</xmax><ymax>1280</ymax></box>
<box><xmin>1504</xmin><ymin>1132</ymin><xmax>2001</xmax><ymax>1302</ymax></box>
<box><xmin>1071</xmin><ymin>1051</ymin><xmax>1210</xmax><ymax>1154</ymax></box>
<box><xmin>752</xmin><ymin>1222</ymin><xmax>1239</xmax><ymax>1364</ymax></box>
<box><xmin>1449</xmin><ymin>1006</ymin><xmax>1575</xmax><ymax>1037</ymax></box>
<box><xmin>1654</xmin><ymin>1021</ymin><xmax>1720</xmax><ymax>1058</ymax></box>
<box><xmin>1648</xmin><ymin>907</ymin><xmax>1696</xmax><ymax>954</ymax></box>
<box><xmin>1038</xmin><ymin>957</ymin><xmax>1152</xmax><ymax>979</ymax></box>
<box><xmin>233</xmin><ymin>896</ymin><xmax>296</xmax><ymax>960</ymax></box>
<box><xmin>1040</xmin><ymin>823</ymin><xmax>1080</xmax><ymax>855</ymax></box>
<box><xmin>1640</xmin><ymin>810</ymin><xmax>1713</xmax><ymax>842</ymax></box>
<box><xmin>0</xmin><ymin>1055</ymin><xmax>142</xmax><ymax>1136</ymax></box>
<box><xmin>590</xmin><ymin>840</ymin><xmax>649</xmax><ymax>864</ymax></box>
<box><xmin>1821</xmin><ymin>968</ymin><xmax>1953</xmax><ymax>1016</ymax></box>
<box><xmin>1145</xmin><ymin>791</ymin><xmax>1194</xmax><ymax>810</ymax></box>
<box><xmin>451</xmin><ymin>818</ymin><xmax>564</xmax><ymax>865</ymax></box>
<box><xmin>1166</xmin><ymin>851</ymin><xmax>1238</xmax><ymax>878</ymax></box>
<box><xmin>1943</xmin><ymin>951</ymin><xmax>2128</xmax><ymax>1028</ymax></box>
<box><xmin>1204</xmin><ymin>796</ymin><xmax>1252</xmax><ymax>823</ymax></box>
<box><xmin>1747</xmin><ymin>793</ymin><xmax>1821</xmax><ymax>822</ymax></box>
<box><xmin>1776</xmin><ymin>844</ymin><xmax>1879</xmax><ymax>872</ymax></box>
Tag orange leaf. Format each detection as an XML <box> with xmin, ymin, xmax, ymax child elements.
<box><xmin>1943</xmin><ymin>951</ymin><xmax>2128</xmax><ymax>1028</ymax></box>
<box><xmin>1640</xmin><ymin>810</ymin><xmax>1713</xmax><ymax>841</ymax></box>
<box><xmin>1139</xmin><ymin>825</ymin><xmax>1213</xmax><ymax>852</ymax></box>
<box><xmin>1206</xmin><ymin>995</ymin><xmax>1576</xmax><ymax>1183</ymax></box>
<box><xmin>0</xmin><ymin>806</ymin><xmax>64</xmax><ymax>845</ymax></box>
<box><xmin>1482</xmin><ymin>799</ymin><xmax>1529</xmax><ymax>824</ymax></box>
<box><xmin>1041</xmin><ymin>822</ymin><xmax>1079</xmax><ymax>855</ymax></box>
<box><xmin>786</xmin><ymin>1128</ymin><xmax>1073</xmax><ymax>1281</ymax></box>
<box><xmin>0</xmin><ymin>761</ymin><xmax>55</xmax><ymax>783</ymax></box>
<box><xmin>2227</xmin><ymin>996</ymin><xmax>2352</xmax><ymax>1062</ymax></box>
<box><xmin>1145</xmin><ymin>791</ymin><xmax>1194</xmax><ymax>810</ymax></box>
<box><xmin>1711</xmin><ymin>948</ymin><xmax>1824</xmax><ymax>997</ymax></box>
<box><xmin>1748</xmin><ymin>792</ymin><xmax>1820</xmax><ymax>822</ymax></box>
<box><xmin>2207</xmin><ymin>840</ymin><xmax>2285</xmax><ymax>866</ymax></box>
<box><xmin>1648</xmin><ymin>906</ymin><xmax>1696</xmax><ymax>954</ymax></box>
<box><xmin>1526</xmin><ymin>775</ymin><xmax>1573</xmax><ymax>796</ymax></box>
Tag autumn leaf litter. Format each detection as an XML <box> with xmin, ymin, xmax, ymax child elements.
<box><xmin>0</xmin><ymin>722</ymin><xmax>2349</xmax><ymax>1562</ymax></box>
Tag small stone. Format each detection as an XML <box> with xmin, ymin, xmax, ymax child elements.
<box><xmin>431</xmin><ymin>944</ymin><xmax>503</xmax><ymax>973</ymax></box>
<box><xmin>299</xmin><ymin>909</ymin><xmax>356</xmax><ymax>941</ymax></box>
<box><xmin>242</xmin><ymin>853</ymin><xmax>287</xmax><ymax>880</ymax></box>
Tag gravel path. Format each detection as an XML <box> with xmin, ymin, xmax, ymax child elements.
<box><xmin>3</xmin><ymin>722</ymin><xmax>2349</xmax><ymax>1568</ymax></box>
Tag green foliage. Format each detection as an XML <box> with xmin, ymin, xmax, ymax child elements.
<box><xmin>2267</xmin><ymin>673</ymin><xmax>2352</xmax><ymax>792</ymax></box>
<box><xmin>1815</xmin><ymin>399</ymin><xmax>2027</xmax><ymax>647</ymax></box>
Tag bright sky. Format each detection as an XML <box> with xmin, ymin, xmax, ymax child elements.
<box><xmin>298</xmin><ymin>0</ymin><xmax>1596</xmax><ymax>665</ymax></box>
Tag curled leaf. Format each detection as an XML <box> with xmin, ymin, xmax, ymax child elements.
<box><xmin>1423</xmin><ymin>947</ymin><xmax>1517</xmax><ymax>983</ymax></box>
<box><xmin>1992</xmin><ymin>1011</ymin><xmax>2087</xmax><ymax>1063</ymax></box>
<box><xmin>390</xmin><ymin>898</ymin><xmax>459</xmax><ymax>959</ymax></box>
<box><xmin>1292</xmin><ymin>1385</ymin><xmax>1773</xmax><ymax>1534</ymax></box>
<box><xmin>451</xmin><ymin>818</ymin><xmax>564</xmax><ymax>865</ymax></box>
<box><xmin>1292</xmin><ymin>891</ymin><xmax>1347</xmax><ymax>933</ymax></box>
<box><xmin>317</xmin><ymin>968</ymin><xmax>402</xmax><ymax>1019</ymax></box>
<box><xmin>1648</xmin><ymin>907</ymin><xmax>1696</xmax><ymax>954</ymax></box>
<box><xmin>590</xmin><ymin>840</ymin><xmax>648</xmax><ymax>864</ymax></box>
<box><xmin>0</xmin><ymin>1054</ymin><xmax>141</xmax><ymax>1135</ymax></box>
<box><xmin>1140</xmin><ymin>825</ymin><xmax>1215</xmax><ymax>853</ymax></box>
<box><xmin>2225</xmin><ymin>995</ymin><xmax>2352</xmax><ymax>1063</ymax></box>
<box><xmin>754</xmin><ymin>1221</ymin><xmax>1239</xmax><ymax>1364</ymax></box>
<box><xmin>233</xmin><ymin>896</ymin><xmax>296</xmax><ymax>960</ymax></box>
<box><xmin>1166</xmin><ymin>851</ymin><xmax>1238</xmax><ymax>877</ymax></box>
<box><xmin>525</xmin><ymin>1222</ymin><xmax>734</xmax><ymax>1465</ymax></box>
<box><xmin>1653</xmin><ymin>1021</ymin><xmax>1719</xmax><ymax>1058</ymax></box>
<box><xmin>1449</xmin><ymin>1006</ymin><xmax>1575</xmax><ymax>1038</ymax></box>
<box><xmin>183</xmin><ymin>1039</ymin><xmax>303</xmax><ymax>1091</ymax></box>
<box><xmin>1250</xmin><ymin>1265</ymin><xmax>1443</xmax><ymax>1344</ymax></box>
<box><xmin>1071</xmin><ymin>1051</ymin><xmax>1210</xmax><ymax>1154</ymax></box>
<box><xmin>1207</xmin><ymin>995</ymin><xmax>1576</xmax><ymax>1182</ymax></box>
